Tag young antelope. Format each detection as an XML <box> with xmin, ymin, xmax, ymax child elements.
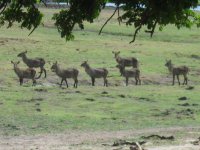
<box><xmin>11</xmin><ymin>61</ymin><xmax>36</xmax><ymax>86</ymax></box>
<box><xmin>112</xmin><ymin>51</ymin><xmax>139</xmax><ymax>69</ymax></box>
<box><xmin>17</xmin><ymin>50</ymin><xmax>46</xmax><ymax>79</ymax></box>
<box><xmin>116</xmin><ymin>64</ymin><xmax>141</xmax><ymax>86</ymax></box>
<box><xmin>165</xmin><ymin>59</ymin><xmax>189</xmax><ymax>85</ymax></box>
<box><xmin>81</xmin><ymin>61</ymin><xmax>108</xmax><ymax>86</ymax></box>
<box><xmin>51</xmin><ymin>61</ymin><xmax>79</xmax><ymax>88</ymax></box>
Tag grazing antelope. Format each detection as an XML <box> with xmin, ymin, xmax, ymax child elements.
<box><xmin>17</xmin><ymin>50</ymin><xmax>46</xmax><ymax>79</ymax></box>
<box><xmin>165</xmin><ymin>60</ymin><xmax>189</xmax><ymax>85</ymax></box>
<box><xmin>81</xmin><ymin>61</ymin><xmax>108</xmax><ymax>86</ymax></box>
<box><xmin>116</xmin><ymin>64</ymin><xmax>141</xmax><ymax>86</ymax></box>
<box><xmin>11</xmin><ymin>61</ymin><xmax>36</xmax><ymax>86</ymax></box>
<box><xmin>112</xmin><ymin>51</ymin><xmax>139</xmax><ymax>70</ymax></box>
<box><xmin>51</xmin><ymin>61</ymin><xmax>79</xmax><ymax>88</ymax></box>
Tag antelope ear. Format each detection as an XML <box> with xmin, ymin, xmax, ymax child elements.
<box><xmin>117</xmin><ymin>51</ymin><xmax>120</xmax><ymax>54</ymax></box>
<box><xmin>17</xmin><ymin>61</ymin><xmax>20</xmax><ymax>64</ymax></box>
<box><xmin>11</xmin><ymin>61</ymin><xmax>14</xmax><ymax>64</ymax></box>
<box><xmin>112</xmin><ymin>51</ymin><xmax>115</xmax><ymax>54</ymax></box>
<box><xmin>25</xmin><ymin>50</ymin><xmax>27</xmax><ymax>53</ymax></box>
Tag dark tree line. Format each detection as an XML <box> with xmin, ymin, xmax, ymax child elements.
<box><xmin>0</xmin><ymin>0</ymin><xmax>200</xmax><ymax>43</ymax></box>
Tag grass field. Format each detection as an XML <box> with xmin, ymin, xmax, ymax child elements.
<box><xmin>0</xmin><ymin>8</ymin><xmax>200</xmax><ymax>137</ymax></box>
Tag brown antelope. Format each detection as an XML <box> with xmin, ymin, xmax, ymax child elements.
<box><xmin>112</xmin><ymin>51</ymin><xmax>139</xmax><ymax>70</ymax></box>
<box><xmin>165</xmin><ymin>60</ymin><xmax>189</xmax><ymax>85</ymax></box>
<box><xmin>116</xmin><ymin>64</ymin><xmax>141</xmax><ymax>86</ymax></box>
<box><xmin>11</xmin><ymin>61</ymin><xmax>36</xmax><ymax>86</ymax></box>
<box><xmin>17</xmin><ymin>50</ymin><xmax>46</xmax><ymax>79</ymax></box>
<box><xmin>81</xmin><ymin>61</ymin><xmax>108</xmax><ymax>86</ymax></box>
<box><xmin>51</xmin><ymin>61</ymin><xmax>79</xmax><ymax>88</ymax></box>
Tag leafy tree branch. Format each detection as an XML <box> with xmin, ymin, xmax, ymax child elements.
<box><xmin>1</xmin><ymin>0</ymin><xmax>200</xmax><ymax>43</ymax></box>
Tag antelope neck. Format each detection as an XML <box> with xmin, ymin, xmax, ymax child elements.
<box><xmin>55</xmin><ymin>64</ymin><xmax>62</xmax><ymax>73</ymax></box>
<box><xmin>168</xmin><ymin>63</ymin><xmax>174</xmax><ymax>72</ymax></box>
<box><xmin>84</xmin><ymin>64</ymin><xmax>91</xmax><ymax>70</ymax></box>
<box><xmin>84</xmin><ymin>64</ymin><xmax>93</xmax><ymax>75</ymax></box>
<box><xmin>116</xmin><ymin>55</ymin><xmax>120</xmax><ymax>59</ymax></box>
<box><xmin>22</xmin><ymin>54</ymin><xmax>28</xmax><ymax>63</ymax></box>
<box><xmin>14</xmin><ymin>65</ymin><xmax>21</xmax><ymax>76</ymax></box>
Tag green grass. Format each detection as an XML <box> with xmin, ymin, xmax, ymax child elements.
<box><xmin>0</xmin><ymin>8</ymin><xmax>200</xmax><ymax>136</ymax></box>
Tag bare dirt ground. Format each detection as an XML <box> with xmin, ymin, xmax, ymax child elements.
<box><xmin>0</xmin><ymin>127</ymin><xmax>200</xmax><ymax>150</ymax></box>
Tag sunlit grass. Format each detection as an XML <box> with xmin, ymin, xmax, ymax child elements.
<box><xmin>0</xmin><ymin>8</ymin><xmax>199</xmax><ymax>136</ymax></box>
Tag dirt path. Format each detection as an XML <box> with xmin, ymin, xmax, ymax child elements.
<box><xmin>0</xmin><ymin>127</ymin><xmax>199</xmax><ymax>150</ymax></box>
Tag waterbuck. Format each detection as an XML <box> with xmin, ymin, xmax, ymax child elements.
<box><xmin>116</xmin><ymin>64</ymin><xmax>141</xmax><ymax>86</ymax></box>
<box><xmin>17</xmin><ymin>50</ymin><xmax>46</xmax><ymax>79</ymax></box>
<box><xmin>112</xmin><ymin>51</ymin><xmax>139</xmax><ymax>70</ymax></box>
<box><xmin>81</xmin><ymin>61</ymin><xmax>108</xmax><ymax>86</ymax></box>
<box><xmin>11</xmin><ymin>61</ymin><xmax>36</xmax><ymax>86</ymax></box>
<box><xmin>165</xmin><ymin>60</ymin><xmax>189</xmax><ymax>85</ymax></box>
<box><xmin>51</xmin><ymin>61</ymin><xmax>79</xmax><ymax>88</ymax></box>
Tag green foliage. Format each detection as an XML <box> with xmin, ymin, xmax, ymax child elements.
<box><xmin>53</xmin><ymin>0</ymin><xmax>105</xmax><ymax>40</ymax></box>
<box><xmin>0</xmin><ymin>0</ymin><xmax>43</xmax><ymax>35</ymax></box>
<box><xmin>0</xmin><ymin>0</ymin><xmax>200</xmax><ymax>41</ymax></box>
<box><xmin>52</xmin><ymin>0</ymin><xmax>200</xmax><ymax>42</ymax></box>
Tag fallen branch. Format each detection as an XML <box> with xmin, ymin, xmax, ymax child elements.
<box><xmin>142</xmin><ymin>135</ymin><xmax>175</xmax><ymax>140</ymax></box>
<box><xmin>136</xmin><ymin>142</ymin><xmax>143</xmax><ymax>150</ymax></box>
<box><xmin>112</xmin><ymin>139</ymin><xmax>146</xmax><ymax>146</ymax></box>
<box><xmin>191</xmin><ymin>137</ymin><xmax>200</xmax><ymax>145</ymax></box>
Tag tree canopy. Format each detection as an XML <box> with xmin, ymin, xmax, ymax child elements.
<box><xmin>0</xmin><ymin>0</ymin><xmax>200</xmax><ymax>43</ymax></box>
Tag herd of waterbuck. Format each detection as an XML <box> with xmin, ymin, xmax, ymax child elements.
<box><xmin>11</xmin><ymin>50</ymin><xmax>189</xmax><ymax>87</ymax></box>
